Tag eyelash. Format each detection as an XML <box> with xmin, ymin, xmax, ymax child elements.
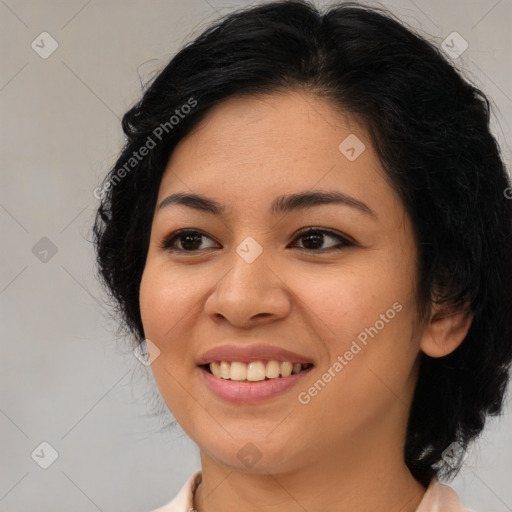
<box><xmin>159</xmin><ymin>227</ymin><xmax>354</xmax><ymax>254</ymax></box>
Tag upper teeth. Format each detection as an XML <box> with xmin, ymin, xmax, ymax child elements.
<box><xmin>208</xmin><ymin>361</ymin><xmax>308</xmax><ymax>381</ymax></box>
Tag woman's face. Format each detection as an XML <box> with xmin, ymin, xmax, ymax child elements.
<box><xmin>139</xmin><ymin>90</ymin><xmax>424</xmax><ymax>474</ymax></box>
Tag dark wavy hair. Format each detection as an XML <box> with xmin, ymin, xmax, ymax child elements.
<box><xmin>92</xmin><ymin>0</ymin><xmax>512</xmax><ymax>488</ymax></box>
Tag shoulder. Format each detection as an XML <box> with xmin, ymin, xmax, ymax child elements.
<box><xmin>150</xmin><ymin>470</ymin><xmax>202</xmax><ymax>512</ymax></box>
<box><xmin>416</xmin><ymin>478</ymin><xmax>476</xmax><ymax>512</ymax></box>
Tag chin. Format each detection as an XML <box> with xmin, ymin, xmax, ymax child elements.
<box><xmin>199</xmin><ymin>434</ymin><xmax>303</xmax><ymax>475</ymax></box>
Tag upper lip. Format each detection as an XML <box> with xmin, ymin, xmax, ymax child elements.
<box><xmin>196</xmin><ymin>344</ymin><xmax>315</xmax><ymax>366</ymax></box>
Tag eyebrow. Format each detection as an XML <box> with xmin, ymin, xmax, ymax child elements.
<box><xmin>158</xmin><ymin>190</ymin><xmax>376</xmax><ymax>218</ymax></box>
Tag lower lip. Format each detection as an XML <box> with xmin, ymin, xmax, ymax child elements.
<box><xmin>199</xmin><ymin>366</ymin><xmax>314</xmax><ymax>404</ymax></box>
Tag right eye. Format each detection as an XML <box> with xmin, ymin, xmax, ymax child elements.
<box><xmin>159</xmin><ymin>229</ymin><xmax>220</xmax><ymax>253</ymax></box>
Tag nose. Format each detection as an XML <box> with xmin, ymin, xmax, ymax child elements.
<box><xmin>204</xmin><ymin>247</ymin><xmax>292</xmax><ymax>328</ymax></box>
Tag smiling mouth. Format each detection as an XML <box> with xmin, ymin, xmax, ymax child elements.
<box><xmin>201</xmin><ymin>360</ymin><xmax>314</xmax><ymax>381</ymax></box>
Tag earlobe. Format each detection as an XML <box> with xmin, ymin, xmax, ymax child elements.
<box><xmin>419</xmin><ymin>304</ymin><xmax>474</xmax><ymax>358</ymax></box>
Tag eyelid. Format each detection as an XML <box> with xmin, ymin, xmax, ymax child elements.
<box><xmin>160</xmin><ymin>226</ymin><xmax>357</xmax><ymax>255</ymax></box>
<box><xmin>291</xmin><ymin>226</ymin><xmax>356</xmax><ymax>247</ymax></box>
<box><xmin>159</xmin><ymin>228</ymin><xmax>219</xmax><ymax>251</ymax></box>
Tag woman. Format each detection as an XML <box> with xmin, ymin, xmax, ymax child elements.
<box><xmin>93</xmin><ymin>1</ymin><xmax>512</xmax><ymax>510</ymax></box>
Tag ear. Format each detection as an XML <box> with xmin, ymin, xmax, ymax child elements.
<box><xmin>419</xmin><ymin>303</ymin><xmax>474</xmax><ymax>358</ymax></box>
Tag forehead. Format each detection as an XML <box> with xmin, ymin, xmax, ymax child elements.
<box><xmin>158</xmin><ymin>90</ymin><xmax>400</xmax><ymax>220</ymax></box>
<box><xmin>169</xmin><ymin>91</ymin><xmax>365</xmax><ymax>167</ymax></box>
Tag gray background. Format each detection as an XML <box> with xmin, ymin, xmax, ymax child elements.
<box><xmin>1</xmin><ymin>0</ymin><xmax>511</xmax><ymax>511</ymax></box>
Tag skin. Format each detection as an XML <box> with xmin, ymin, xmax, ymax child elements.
<box><xmin>139</xmin><ymin>90</ymin><xmax>473</xmax><ymax>512</ymax></box>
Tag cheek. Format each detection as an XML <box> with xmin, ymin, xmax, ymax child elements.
<box><xmin>139</xmin><ymin>264</ymin><xmax>201</xmax><ymax>420</ymax></box>
<box><xmin>139</xmin><ymin>267</ymin><xmax>167</xmax><ymax>338</ymax></box>
<box><xmin>292</xmin><ymin>261</ymin><xmax>409</xmax><ymax>338</ymax></box>
<box><xmin>295</xmin><ymin>255</ymin><xmax>419</xmax><ymax>387</ymax></box>
<box><xmin>139</xmin><ymin>262</ymin><xmax>201</xmax><ymax>339</ymax></box>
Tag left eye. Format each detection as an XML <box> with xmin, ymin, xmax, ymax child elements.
<box><xmin>289</xmin><ymin>228</ymin><xmax>353</xmax><ymax>252</ymax></box>
<box><xmin>160</xmin><ymin>228</ymin><xmax>353</xmax><ymax>253</ymax></box>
